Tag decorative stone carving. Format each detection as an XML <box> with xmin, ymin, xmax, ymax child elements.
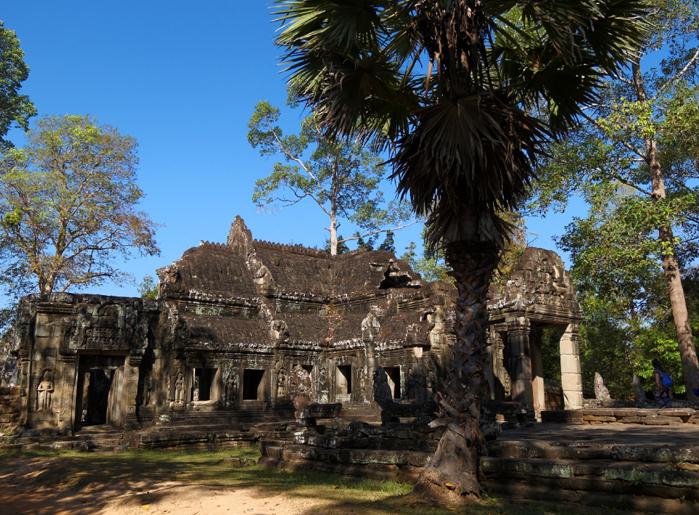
<box><xmin>270</xmin><ymin>319</ymin><xmax>289</xmax><ymax>344</ymax></box>
<box><xmin>36</xmin><ymin>369</ymin><xmax>54</xmax><ymax>412</ymax></box>
<box><xmin>192</xmin><ymin>376</ymin><xmax>200</xmax><ymax>401</ymax></box>
<box><xmin>289</xmin><ymin>364</ymin><xmax>313</xmax><ymax>419</ymax></box>
<box><xmin>378</xmin><ymin>259</ymin><xmax>421</xmax><ymax>289</ymax></box>
<box><xmin>361</xmin><ymin>306</ymin><xmax>383</xmax><ymax>342</ymax></box>
<box><xmin>224</xmin><ymin>367</ymin><xmax>239</xmax><ymax>408</ymax></box>
<box><xmin>276</xmin><ymin>366</ymin><xmax>288</xmax><ymax>399</ymax></box>
<box><xmin>594</xmin><ymin>372</ymin><xmax>611</xmax><ymax>403</ymax></box>
<box><xmin>174</xmin><ymin>368</ymin><xmax>186</xmax><ymax>404</ymax></box>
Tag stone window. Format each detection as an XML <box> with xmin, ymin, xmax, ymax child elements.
<box><xmin>385</xmin><ymin>366</ymin><xmax>401</xmax><ymax>399</ymax></box>
<box><xmin>336</xmin><ymin>365</ymin><xmax>352</xmax><ymax>395</ymax></box>
<box><xmin>242</xmin><ymin>369</ymin><xmax>265</xmax><ymax>400</ymax></box>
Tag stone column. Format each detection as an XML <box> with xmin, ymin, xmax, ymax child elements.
<box><xmin>56</xmin><ymin>355</ymin><xmax>77</xmax><ymax>433</ymax></box>
<box><xmin>507</xmin><ymin>316</ymin><xmax>533</xmax><ymax>410</ymax></box>
<box><xmin>560</xmin><ymin>323</ymin><xmax>583</xmax><ymax>410</ymax></box>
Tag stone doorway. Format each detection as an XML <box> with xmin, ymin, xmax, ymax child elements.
<box><xmin>74</xmin><ymin>355</ymin><xmax>125</xmax><ymax>430</ymax></box>
<box><xmin>336</xmin><ymin>365</ymin><xmax>352</xmax><ymax>398</ymax></box>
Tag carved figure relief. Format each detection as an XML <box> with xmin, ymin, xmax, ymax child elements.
<box><xmin>174</xmin><ymin>368</ymin><xmax>185</xmax><ymax>403</ymax></box>
<box><xmin>36</xmin><ymin>369</ymin><xmax>54</xmax><ymax>412</ymax></box>
<box><xmin>361</xmin><ymin>306</ymin><xmax>383</xmax><ymax>342</ymax></box>
<box><xmin>276</xmin><ymin>367</ymin><xmax>288</xmax><ymax>399</ymax></box>
<box><xmin>224</xmin><ymin>371</ymin><xmax>239</xmax><ymax>407</ymax></box>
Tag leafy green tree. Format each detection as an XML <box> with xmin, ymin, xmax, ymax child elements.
<box><xmin>248</xmin><ymin>101</ymin><xmax>413</xmax><ymax>256</ymax></box>
<box><xmin>530</xmin><ymin>0</ymin><xmax>699</xmax><ymax>398</ymax></box>
<box><xmin>138</xmin><ymin>275</ymin><xmax>159</xmax><ymax>300</ymax></box>
<box><xmin>0</xmin><ymin>21</ymin><xmax>36</xmax><ymax>148</ymax></box>
<box><xmin>273</xmin><ymin>0</ymin><xmax>647</xmax><ymax>496</ymax></box>
<box><xmin>0</xmin><ymin>115</ymin><xmax>159</xmax><ymax>298</ymax></box>
<box><xmin>377</xmin><ymin>230</ymin><xmax>395</xmax><ymax>253</ymax></box>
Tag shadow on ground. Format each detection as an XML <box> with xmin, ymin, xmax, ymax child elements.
<box><xmin>0</xmin><ymin>448</ymin><xmax>637</xmax><ymax>515</ymax></box>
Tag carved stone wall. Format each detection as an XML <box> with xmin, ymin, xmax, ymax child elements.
<box><xmin>15</xmin><ymin>219</ymin><xmax>581</xmax><ymax>433</ymax></box>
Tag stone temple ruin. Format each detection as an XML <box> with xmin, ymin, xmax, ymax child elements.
<box><xmin>14</xmin><ymin>216</ymin><xmax>582</xmax><ymax>434</ymax></box>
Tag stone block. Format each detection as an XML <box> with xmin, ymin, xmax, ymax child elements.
<box><xmin>559</xmin><ymin>338</ymin><xmax>580</xmax><ymax>356</ymax></box>
<box><xmin>643</xmin><ymin>416</ymin><xmax>684</xmax><ymax>425</ymax></box>
<box><xmin>658</xmin><ymin>408</ymin><xmax>695</xmax><ymax>419</ymax></box>
<box><xmin>560</xmin><ymin>354</ymin><xmax>581</xmax><ymax>375</ymax></box>
<box><xmin>583</xmin><ymin>415</ymin><xmax>616</xmax><ymax>423</ymax></box>
<box><xmin>612</xmin><ymin>408</ymin><xmax>640</xmax><ymax>418</ymax></box>
<box><xmin>564</xmin><ymin>391</ymin><xmax>584</xmax><ymax>410</ymax></box>
<box><xmin>561</xmin><ymin>372</ymin><xmax>582</xmax><ymax>391</ymax></box>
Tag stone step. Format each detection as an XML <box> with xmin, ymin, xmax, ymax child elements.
<box><xmin>485</xmin><ymin>479</ymin><xmax>699</xmax><ymax>515</ymax></box>
<box><xmin>488</xmin><ymin>439</ymin><xmax>699</xmax><ymax>464</ymax></box>
<box><xmin>542</xmin><ymin>407</ymin><xmax>698</xmax><ymax>425</ymax></box>
<box><xmin>481</xmin><ymin>457</ymin><xmax>699</xmax><ymax>493</ymax></box>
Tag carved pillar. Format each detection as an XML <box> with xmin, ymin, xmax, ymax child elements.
<box><xmin>507</xmin><ymin>316</ymin><xmax>533</xmax><ymax>410</ymax></box>
<box><xmin>18</xmin><ymin>356</ymin><xmax>31</xmax><ymax>426</ymax></box>
<box><xmin>560</xmin><ymin>323</ymin><xmax>583</xmax><ymax>410</ymax></box>
<box><xmin>211</xmin><ymin>366</ymin><xmax>223</xmax><ymax>402</ymax></box>
<box><xmin>56</xmin><ymin>354</ymin><xmax>77</xmax><ymax>433</ymax></box>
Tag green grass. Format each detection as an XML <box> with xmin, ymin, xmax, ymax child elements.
<box><xmin>0</xmin><ymin>447</ymin><xmax>636</xmax><ymax>514</ymax></box>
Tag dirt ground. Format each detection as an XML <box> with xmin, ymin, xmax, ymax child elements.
<box><xmin>0</xmin><ymin>449</ymin><xmax>633</xmax><ymax>515</ymax></box>
<box><xmin>0</xmin><ymin>450</ymin><xmax>438</xmax><ymax>515</ymax></box>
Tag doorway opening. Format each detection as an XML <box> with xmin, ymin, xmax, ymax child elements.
<box><xmin>384</xmin><ymin>366</ymin><xmax>401</xmax><ymax>399</ymax></box>
<box><xmin>192</xmin><ymin>367</ymin><xmax>216</xmax><ymax>401</ymax></box>
<box><xmin>336</xmin><ymin>365</ymin><xmax>352</xmax><ymax>395</ymax></box>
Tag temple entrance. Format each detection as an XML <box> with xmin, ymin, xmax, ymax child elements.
<box><xmin>74</xmin><ymin>355</ymin><xmax>125</xmax><ymax>430</ymax></box>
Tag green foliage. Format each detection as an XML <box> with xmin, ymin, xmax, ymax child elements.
<box><xmin>0</xmin><ymin>21</ymin><xmax>36</xmax><ymax>148</ymax></box>
<box><xmin>378</xmin><ymin>231</ymin><xmax>395</xmax><ymax>253</ymax></box>
<box><xmin>526</xmin><ymin>0</ymin><xmax>699</xmax><ymax>396</ymax></box>
<box><xmin>0</xmin><ymin>115</ymin><xmax>159</xmax><ymax>297</ymax></box>
<box><xmin>274</xmin><ymin>0</ymin><xmax>647</xmax><ymax>246</ymax></box>
<box><xmin>138</xmin><ymin>275</ymin><xmax>159</xmax><ymax>300</ymax></box>
<box><xmin>248</xmin><ymin>100</ymin><xmax>412</xmax><ymax>254</ymax></box>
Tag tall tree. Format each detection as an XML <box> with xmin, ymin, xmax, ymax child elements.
<box><xmin>530</xmin><ymin>0</ymin><xmax>699</xmax><ymax>398</ymax></box>
<box><xmin>0</xmin><ymin>21</ymin><xmax>36</xmax><ymax>148</ymax></box>
<box><xmin>273</xmin><ymin>0</ymin><xmax>647</xmax><ymax>499</ymax></box>
<box><xmin>248</xmin><ymin>101</ymin><xmax>413</xmax><ymax>255</ymax></box>
<box><xmin>0</xmin><ymin>115</ymin><xmax>159</xmax><ymax>297</ymax></box>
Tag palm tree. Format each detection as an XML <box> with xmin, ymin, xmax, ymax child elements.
<box><xmin>273</xmin><ymin>0</ymin><xmax>647</xmax><ymax>498</ymax></box>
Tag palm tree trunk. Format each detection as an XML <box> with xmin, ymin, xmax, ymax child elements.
<box><xmin>418</xmin><ymin>240</ymin><xmax>499</xmax><ymax>498</ymax></box>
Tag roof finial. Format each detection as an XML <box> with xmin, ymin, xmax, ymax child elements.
<box><xmin>227</xmin><ymin>215</ymin><xmax>253</xmax><ymax>255</ymax></box>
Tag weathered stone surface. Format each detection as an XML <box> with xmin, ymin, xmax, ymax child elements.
<box><xmin>11</xmin><ymin>216</ymin><xmax>582</xmax><ymax>439</ymax></box>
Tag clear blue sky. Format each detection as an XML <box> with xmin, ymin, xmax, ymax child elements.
<box><xmin>2</xmin><ymin>1</ymin><xmax>582</xmax><ymax>297</ymax></box>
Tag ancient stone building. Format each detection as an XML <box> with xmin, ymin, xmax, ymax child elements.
<box><xmin>15</xmin><ymin>217</ymin><xmax>581</xmax><ymax>433</ymax></box>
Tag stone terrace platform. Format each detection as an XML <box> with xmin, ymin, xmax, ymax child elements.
<box><xmin>542</xmin><ymin>406</ymin><xmax>699</xmax><ymax>425</ymax></box>
<box><xmin>483</xmin><ymin>422</ymin><xmax>699</xmax><ymax>514</ymax></box>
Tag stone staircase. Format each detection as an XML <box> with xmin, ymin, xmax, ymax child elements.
<box><xmin>482</xmin><ymin>423</ymin><xmax>699</xmax><ymax>514</ymax></box>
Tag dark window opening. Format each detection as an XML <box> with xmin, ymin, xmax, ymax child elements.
<box><xmin>337</xmin><ymin>365</ymin><xmax>352</xmax><ymax>395</ymax></box>
<box><xmin>193</xmin><ymin>368</ymin><xmax>215</xmax><ymax>401</ymax></box>
<box><xmin>243</xmin><ymin>369</ymin><xmax>265</xmax><ymax>400</ymax></box>
<box><xmin>385</xmin><ymin>366</ymin><xmax>401</xmax><ymax>399</ymax></box>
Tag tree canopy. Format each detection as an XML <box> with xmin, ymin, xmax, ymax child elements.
<box><xmin>0</xmin><ymin>21</ymin><xmax>36</xmax><ymax>148</ymax></box>
<box><xmin>528</xmin><ymin>0</ymin><xmax>699</xmax><ymax>396</ymax></box>
<box><xmin>0</xmin><ymin>115</ymin><xmax>159</xmax><ymax>297</ymax></box>
<box><xmin>248</xmin><ymin>100</ymin><xmax>412</xmax><ymax>255</ymax></box>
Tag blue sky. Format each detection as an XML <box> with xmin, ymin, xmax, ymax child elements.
<box><xmin>2</xmin><ymin>1</ymin><xmax>582</xmax><ymax>297</ymax></box>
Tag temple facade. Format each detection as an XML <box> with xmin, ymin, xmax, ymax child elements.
<box><xmin>15</xmin><ymin>216</ymin><xmax>581</xmax><ymax>433</ymax></box>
